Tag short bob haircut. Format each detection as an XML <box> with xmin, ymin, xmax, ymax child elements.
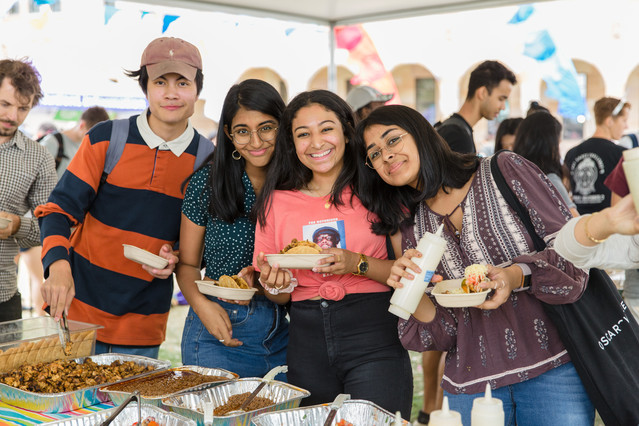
<box><xmin>355</xmin><ymin>105</ymin><xmax>479</xmax><ymax>235</ymax></box>
<box><xmin>255</xmin><ymin>90</ymin><xmax>357</xmax><ymax>227</ymax></box>
<box><xmin>513</xmin><ymin>111</ymin><xmax>564</xmax><ymax>177</ymax></box>
<box><xmin>125</xmin><ymin>66</ymin><xmax>204</xmax><ymax>97</ymax></box>
<box><xmin>185</xmin><ymin>79</ymin><xmax>285</xmax><ymax>223</ymax></box>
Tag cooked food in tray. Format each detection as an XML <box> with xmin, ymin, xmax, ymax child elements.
<box><xmin>279</xmin><ymin>239</ymin><xmax>321</xmax><ymax>254</ymax></box>
<box><xmin>0</xmin><ymin>358</ymin><xmax>153</xmax><ymax>393</ymax></box>
<box><xmin>105</xmin><ymin>369</ymin><xmax>231</xmax><ymax>397</ymax></box>
<box><xmin>211</xmin><ymin>392</ymin><xmax>276</xmax><ymax>416</ymax></box>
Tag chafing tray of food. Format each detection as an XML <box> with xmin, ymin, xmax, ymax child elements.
<box><xmin>251</xmin><ymin>399</ymin><xmax>411</xmax><ymax>426</ymax></box>
<box><xmin>162</xmin><ymin>378</ymin><xmax>310</xmax><ymax>426</ymax></box>
<box><xmin>0</xmin><ymin>316</ymin><xmax>102</xmax><ymax>373</ymax></box>
<box><xmin>0</xmin><ymin>353</ymin><xmax>170</xmax><ymax>413</ymax></box>
<box><xmin>101</xmin><ymin>366</ymin><xmax>239</xmax><ymax>407</ymax></box>
<box><xmin>42</xmin><ymin>403</ymin><xmax>196</xmax><ymax>425</ymax></box>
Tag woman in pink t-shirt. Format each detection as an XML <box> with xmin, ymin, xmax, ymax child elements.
<box><xmin>252</xmin><ymin>90</ymin><xmax>412</xmax><ymax>418</ymax></box>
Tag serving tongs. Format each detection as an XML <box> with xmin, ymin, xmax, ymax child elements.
<box><xmin>100</xmin><ymin>390</ymin><xmax>141</xmax><ymax>426</ymax></box>
<box><xmin>225</xmin><ymin>365</ymin><xmax>288</xmax><ymax>416</ymax></box>
<box><xmin>43</xmin><ymin>304</ymin><xmax>72</xmax><ymax>355</ymax></box>
<box><xmin>322</xmin><ymin>393</ymin><xmax>350</xmax><ymax>426</ymax></box>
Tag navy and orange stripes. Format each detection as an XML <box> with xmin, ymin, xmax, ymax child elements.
<box><xmin>36</xmin><ymin>116</ymin><xmax>204</xmax><ymax>346</ymax></box>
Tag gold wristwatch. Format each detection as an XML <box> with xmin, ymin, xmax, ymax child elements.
<box><xmin>354</xmin><ymin>253</ymin><xmax>369</xmax><ymax>276</ymax></box>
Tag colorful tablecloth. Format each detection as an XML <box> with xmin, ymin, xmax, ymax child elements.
<box><xmin>0</xmin><ymin>400</ymin><xmax>114</xmax><ymax>425</ymax></box>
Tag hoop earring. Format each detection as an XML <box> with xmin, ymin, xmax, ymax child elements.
<box><xmin>232</xmin><ymin>150</ymin><xmax>241</xmax><ymax>160</ymax></box>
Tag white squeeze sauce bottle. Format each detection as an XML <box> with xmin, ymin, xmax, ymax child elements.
<box><xmin>428</xmin><ymin>396</ymin><xmax>463</xmax><ymax>426</ymax></box>
<box><xmin>471</xmin><ymin>383</ymin><xmax>504</xmax><ymax>425</ymax></box>
<box><xmin>389</xmin><ymin>224</ymin><xmax>446</xmax><ymax>320</ymax></box>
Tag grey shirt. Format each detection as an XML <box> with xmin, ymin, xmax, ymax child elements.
<box><xmin>0</xmin><ymin>130</ymin><xmax>57</xmax><ymax>302</ymax></box>
<box><xmin>41</xmin><ymin>132</ymin><xmax>81</xmax><ymax>178</ymax></box>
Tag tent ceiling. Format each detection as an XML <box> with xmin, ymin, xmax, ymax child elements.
<box><xmin>136</xmin><ymin>0</ymin><xmax>551</xmax><ymax>25</ymax></box>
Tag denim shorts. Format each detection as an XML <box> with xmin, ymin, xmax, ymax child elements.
<box><xmin>287</xmin><ymin>292</ymin><xmax>413</xmax><ymax>419</ymax></box>
<box><xmin>181</xmin><ymin>294</ymin><xmax>289</xmax><ymax>380</ymax></box>
<box><xmin>445</xmin><ymin>362</ymin><xmax>594</xmax><ymax>426</ymax></box>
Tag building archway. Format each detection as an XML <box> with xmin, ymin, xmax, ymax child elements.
<box><xmin>625</xmin><ymin>64</ymin><xmax>639</xmax><ymax>131</ymax></box>
<box><xmin>391</xmin><ymin>64</ymin><xmax>438</xmax><ymax>124</ymax></box>
<box><xmin>308</xmin><ymin>66</ymin><xmax>354</xmax><ymax>99</ymax></box>
<box><xmin>238</xmin><ymin>68</ymin><xmax>288</xmax><ymax>102</ymax></box>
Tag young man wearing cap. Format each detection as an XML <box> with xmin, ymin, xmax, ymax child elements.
<box><xmin>346</xmin><ymin>85</ymin><xmax>393</xmax><ymax>123</ymax></box>
<box><xmin>36</xmin><ymin>37</ymin><xmax>214</xmax><ymax>358</ymax></box>
<box><xmin>436</xmin><ymin>60</ymin><xmax>517</xmax><ymax>154</ymax></box>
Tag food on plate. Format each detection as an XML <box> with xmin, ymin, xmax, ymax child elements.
<box><xmin>279</xmin><ymin>239</ymin><xmax>321</xmax><ymax>254</ymax></box>
<box><xmin>131</xmin><ymin>417</ymin><xmax>159</xmax><ymax>426</ymax></box>
<box><xmin>0</xmin><ymin>358</ymin><xmax>154</xmax><ymax>393</ymax></box>
<box><xmin>461</xmin><ymin>264</ymin><xmax>488</xmax><ymax>293</ymax></box>
<box><xmin>213</xmin><ymin>392</ymin><xmax>276</xmax><ymax>415</ymax></box>
<box><xmin>105</xmin><ymin>369</ymin><xmax>229</xmax><ymax>396</ymax></box>
<box><xmin>217</xmin><ymin>274</ymin><xmax>250</xmax><ymax>289</ymax></box>
<box><xmin>336</xmin><ymin>421</ymin><xmax>355</xmax><ymax>426</ymax></box>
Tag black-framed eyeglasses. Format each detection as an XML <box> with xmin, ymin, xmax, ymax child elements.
<box><xmin>230</xmin><ymin>125</ymin><xmax>278</xmax><ymax>144</ymax></box>
<box><xmin>365</xmin><ymin>132</ymin><xmax>407</xmax><ymax>169</ymax></box>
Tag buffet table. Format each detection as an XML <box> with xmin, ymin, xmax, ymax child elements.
<box><xmin>0</xmin><ymin>400</ymin><xmax>113</xmax><ymax>425</ymax></box>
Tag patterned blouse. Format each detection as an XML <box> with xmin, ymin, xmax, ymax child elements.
<box><xmin>182</xmin><ymin>166</ymin><xmax>256</xmax><ymax>279</ymax></box>
<box><xmin>398</xmin><ymin>152</ymin><xmax>588</xmax><ymax>395</ymax></box>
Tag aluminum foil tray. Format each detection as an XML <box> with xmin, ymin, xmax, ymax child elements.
<box><xmin>251</xmin><ymin>399</ymin><xmax>411</xmax><ymax>426</ymax></box>
<box><xmin>42</xmin><ymin>403</ymin><xmax>196</xmax><ymax>425</ymax></box>
<box><xmin>162</xmin><ymin>378</ymin><xmax>310</xmax><ymax>426</ymax></box>
<box><xmin>0</xmin><ymin>353</ymin><xmax>170</xmax><ymax>413</ymax></box>
<box><xmin>102</xmin><ymin>366</ymin><xmax>239</xmax><ymax>407</ymax></box>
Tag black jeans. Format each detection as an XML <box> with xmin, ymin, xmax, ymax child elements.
<box><xmin>0</xmin><ymin>291</ymin><xmax>22</xmax><ymax>322</ymax></box>
<box><xmin>288</xmin><ymin>292</ymin><xmax>413</xmax><ymax>419</ymax></box>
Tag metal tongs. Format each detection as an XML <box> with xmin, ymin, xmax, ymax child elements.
<box><xmin>43</xmin><ymin>304</ymin><xmax>71</xmax><ymax>355</ymax></box>
<box><xmin>100</xmin><ymin>390</ymin><xmax>142</xmax><ymax>426</ymax></box>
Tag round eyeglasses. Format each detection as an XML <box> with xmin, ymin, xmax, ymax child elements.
<box><xmin>365</xmin><ymin>132</ymin><xmax>407</xmax><ymax>169</ymax></box>
<box><xmin>230</xmin><ymin>125</ymin><xmax>278</xmax><ymax>145</ymax></box>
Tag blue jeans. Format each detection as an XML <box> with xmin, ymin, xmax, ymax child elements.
<box><xmin>181</xmin><ymin>295</ymin><xmax>289</xmax><ymax>380</ymax></box>
<box><xmin>288</xmin><ymin>292</ymin><xmax>413</xmax><ymax>420</ymax></box>
<box><xmin>94</xmin><ymin>341</ymin><xmax>160</xmax><ymax>359</ymax></box>
<box><xmin>445</xmin><ymin>362</ymin><xmax>594</xmax><ymax>426</ymax></box>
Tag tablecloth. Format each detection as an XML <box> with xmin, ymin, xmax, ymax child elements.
<box><xmin>0</xmin><ymin>400</ymin><xmax>114</xmax><ymax>425</ymax></box>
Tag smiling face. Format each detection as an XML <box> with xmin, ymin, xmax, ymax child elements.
<box><xmin>479</xmin><ymin>79</ymin><xmax>512</xmax><ymax>120</ymax></box>
<box><xmin>292</xmin><ymin>103</ymin><xmax>347</xmax><ymax>180</ymax></box>
<box><xmin>363</xmin><ymin>123</ymin><xmax>421</xmax><ymax>189</ymax></box>
<box><xmin>225</xmin><ymin>106</ymin><xmax>278</xmax><ymax>170</ymax></box>
<box><xmin>146</xmin><ymin>72</ymin><xmax>198</xmax><ymax>137</ymax></box>
<box><xmin>0</xmin><ymin>78</ymin><xmax>34</xmax><ymax>144</ymax></box>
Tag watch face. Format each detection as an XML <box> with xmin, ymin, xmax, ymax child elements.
<box><xmin>359</xmin><ymin>261</ymin><xmax>369</xmax><ymax>274</ymax></box>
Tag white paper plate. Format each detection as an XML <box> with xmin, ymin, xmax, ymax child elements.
<box><xmin>122</xmin><ymin>244</ymin><xmax>169</xmax><ymax>269</ymax></box>
<box><xmin>265</xmin><ymin>254</ymin><xmax>332</xmax><ymax>269</ymax></box>
<box><xmin>0</xmin><ymin>217</ymin><xmax>12</xmax><ymax>230</ymax></box>
<box><xmin>195</xmin><ymin>280</ymin><xmax>258</xmax><ymax>301</ymax></box>
<box><xmin>431</xmin><ymin>279</ymin><xmax>490</xmax><ymax>308</ymax></box>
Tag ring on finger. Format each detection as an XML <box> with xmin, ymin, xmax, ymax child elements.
<box><xmin>275</xmin><ymin>283</ymin><xmax>284</xmax><ymax>290</ymax></box>
<box><xmin>218</xmin><ymin>339</ymin><xmax>225</xmax><ymax>343</ymax></box>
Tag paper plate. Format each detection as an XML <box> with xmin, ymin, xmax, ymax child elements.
<box><xmin>122</xmin><ymin>244</ymin><xmax>169</xmax><ymax>269</ymax></box>
<box><xmin>0</xmin><ymin>217</ymin><xmax>12</xmax><ymax>230</ymax></box>
<box><xmin>431</xmin><ymin>279</ymin><xmax>490</xmax><ymax>308</ymax></box>
<box><xmin>196</xmin><ymin>280</ymin><xmax>258</xmax><ymax>301</ymax></box>
<box><xmin>265</xmin><ymin>254</ymin><xmax>332</xmax><ymax>269</ymax></box>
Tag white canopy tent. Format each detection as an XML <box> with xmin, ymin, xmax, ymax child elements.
<box><xmin>126</xmin><ymin>0</ymin><xmax>553</xmax><ymax>90</ymax></box>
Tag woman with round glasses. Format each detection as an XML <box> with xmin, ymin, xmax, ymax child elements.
<box><xmin>252</xmin><ymin>90</ymin><xmax>413</xmax><ymax>418</ymax></box>
<box><xmin>176</xmin><ymin>79</ymin><xmax>289</xmax><ymax>379</ymax></box>
<box><xmin>355</xmin><ymin>105</ymin><xmax>594</xmax><ymax>425</ymax></box>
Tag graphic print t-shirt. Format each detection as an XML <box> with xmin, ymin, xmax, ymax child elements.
<box><xmin>564</xmin><ymin>137</ymin><xmax>625</xmax><ymax>215</ymax></box>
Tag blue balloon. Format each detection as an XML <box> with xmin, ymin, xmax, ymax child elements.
<box><xmin>508</xmin><ymin>4</ymin><xmax>535</xmax><ymax>24</ymax></box>
<box><xmin>523</xmin><ymin>30</ymin><xmax>556</xmax><ymax>61</ymax></box>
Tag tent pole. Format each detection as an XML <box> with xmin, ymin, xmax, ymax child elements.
<box><xmin>328</xmin><ymin>21</ymin><xmax>337</xmax><ymax>93</ymax></box>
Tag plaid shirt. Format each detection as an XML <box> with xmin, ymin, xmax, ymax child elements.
<box><xmin>0</xmin><ymin>130</ymin><xmax>57</xmax><ymax>303</ymax></box>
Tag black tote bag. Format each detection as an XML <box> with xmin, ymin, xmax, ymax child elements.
<box><xmin>491</xmin><ymin>151</ymin><xmax>639</xmax><ymax>426</ymax></box>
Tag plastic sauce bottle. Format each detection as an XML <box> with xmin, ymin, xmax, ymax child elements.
<box><xmin>428</xmin><ymin>396</ymin><xmax>463</xmax><ymax>426</ymax></box>
<box><xmin>471</xmin><ymin>383</ymin><xmax>504</xmax><ymax>426</ymax></box>
<box><xmin>389</xmin><ymin>224</ymin><xmax>447</xmax><ymax>320</ymax></box>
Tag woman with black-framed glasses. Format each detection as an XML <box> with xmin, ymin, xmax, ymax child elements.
<box><xmin>176</xmin><ymin>79</ymin><xmax>289</xmax><ymax>379</ymax></box>
<box><xmin>355</xmin><ymin>104</ymin><xmax>595</xmax><ymax>426</ymax></box>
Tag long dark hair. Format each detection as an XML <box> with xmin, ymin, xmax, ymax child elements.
<box><xmin>512</xmin><ymin>111</ymin><xmax>563</xmax><ymax>177</ymax></box>
<box><xmin>189</xmin><ymin>79</ymin><xmax>284</xmax><ymax>223</ymax></box>
<box><xmin>255</xmin><ymin>90</ymin><xmax>357</xmax><ymax>227</ymax></box>
<box><xmin>494</xmin><ymin>117</ymin><xmax>522</xmax><ymax>152</ymax></box>
<box><xmin>355</xmin><ymin>105</ymin><xmax>480</xmax><ymax>235</ymax></box>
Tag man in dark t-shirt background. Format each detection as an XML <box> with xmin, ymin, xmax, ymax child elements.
<box><xmin>564</xmin><ymin>96</ymin><xmax>628</xmax><ymax>214</ymax></box>
<box><xmin>436</xmin><ymin>60</ymin><xmax>517</xmax><ymax>154</ymax></box>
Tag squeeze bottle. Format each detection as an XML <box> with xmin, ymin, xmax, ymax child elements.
<box><xmin>622</xmin><ymin>147</ymin><xmax>639</xmax><ymax>213</ymax></box>
<box><xmin>428</xmin><ymin>396</ymin><xmax>463</xmax><ymax>426</ymax></box>
<box><xmin>389</xmin><ymin>224</ymin><xmax>446</xmax><ymax>320</ymax></box>
<box><xmin>471</xmin><ymin>383</ymin><xmax>504</xmax><ymax>426</ymax></box>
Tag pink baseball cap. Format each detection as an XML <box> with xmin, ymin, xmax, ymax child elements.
<box><xmin>140</xmin><ymin>37</ymin><xmax>202</xmax><ymax>81</ymax></box>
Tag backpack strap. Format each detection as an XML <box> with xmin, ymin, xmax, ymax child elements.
<box><xmin>100</xmin><ymin>119</ymin><xmax>129</xmax><ymax>187</ymax></box>
<box><xmin>194</xmin><ymin>134</ymin><xmax>215</xmax><ymax>171</ymax></box>
<box><xmin>490</xmin><ymin>150</ymin><xmax>546</xmax><ymax>251</ymax></box>
<box><xmin>53</xmin><ymin>132</ymin><xmax>65</xmax><ymax>170</ymax></box>
<box><xmin>629</xmin><ymin>133</ymin><xmax>638</xmax><ymax>149</ymax></box>
<box><xmin>436</xmin><ymin>115</ymin><xmax>473</xmax><ymax>140</ymax></box>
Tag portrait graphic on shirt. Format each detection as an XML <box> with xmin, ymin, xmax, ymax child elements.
<box><xmin>303</xmin><ymin>221</ymin><xmax>346</xmax><ymax>250</ymax></box>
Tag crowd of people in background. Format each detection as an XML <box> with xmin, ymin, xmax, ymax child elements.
<box><xmin>2</xmin><ymin>35</ymin><xmax>639</xmax><ymax>426</ymax></box>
